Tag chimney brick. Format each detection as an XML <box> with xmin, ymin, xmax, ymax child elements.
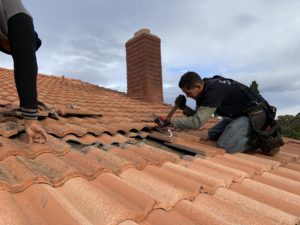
<box><xmin>126</xmin><ymin>29</ymin><xmax>163</xmax><ymax>103</ymax></box>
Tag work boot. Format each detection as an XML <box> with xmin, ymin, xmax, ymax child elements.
<box><xmin>264</xmin><ymin>147</ymin><xmax>280</xmax><ymax>156</ymax></box>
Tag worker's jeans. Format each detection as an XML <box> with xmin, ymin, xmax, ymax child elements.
<box><xmin>208</xmin><ymin>116</ymin><xmax>254</xmax><ymax>153</ymax></box>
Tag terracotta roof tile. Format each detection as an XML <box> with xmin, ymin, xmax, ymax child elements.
<box><xmin>41</xmin><ymin>118</ymin><xmax>88</xmax><ymax>137</ymax></box>
<box><xmin>53</xmin><ymin>174</ymin><xmax>154</xmax><ymax>225</ymax></box>
<box><xmin>59</xmin><ymin>150</ymin><xmax>106</xmax><ymax>179</ymax></box>
<box><xmin>215</xmin><ymin>187</ymin><xmax>298</xmax><ymax>224</ymax></box>
<box><xmin>18</xmin><ymin>153</ymin><xmax>79</xmax><ymax>187</ymax></box>
<box><xmin>162</xmin><ymin>162</ymin><xmax>225</xmax><ymax>194</ymax></box>
<box><xmin>62</xmin><ymin>133</ymin><xmax>100</xmax><ymax>145</ymax></box>
<box><xmin>119</xmin><ymin>221</ymin><xmax>139</xmax><ymax>225</ymax></box>
<box><xmin>178</xmin><ymin>158</ymin><xmax>236</xmax><ymax>188</ymax></box>
<box><xmin>253</xmin><ymin>172</ymin><xmax>300</xmax><ymax>195</ymax></box>
<box><xmin>66</xmin><ymin>117</ymin><xmax>108</xmax><ymax>135</ymax></box>
<box><xmin>126</xmin><ymin>144</ymin><xmax>180</xmax><ymax>165</ymax></box>
<box><xmin>205</xmin><ymin>155</ymin><xmax>256</xmax><ymax>177</ymax></box>
<box><xmin>194</xmin><ymin>192</ymin><xmax>280</xmax><ymax>225</ymax></box>
<box><xmin>120</xmin><ymin>166</ymin><xmax>200</xmax><ymax>210</ymax></box>
<box><xmin>0</xmin><ymin>156</ymin><xmax>36</xmax><ymax>193</ymax></box>
<box><xmin>142</xmin><ymin>200</ymin><xmax>231</xmax><ymax>225</ymax></box>
<box><xmin>183</xmin><ymin>155</ymin><xmax>249</xmax><ymax>182</ymax></box>
<box><xmin>270</xmin><ymin>166</ymin><xmax>300</xmax><ymax>182</ymax></box>
<box><xmin>86</xmin><ymin>147</ymin><xmax>133</xmax><ymax>174</ymax></box>
<box><xmin>242</xmin><ymin>178</ymin><xmax>300</xmax><ymax>206</ymax></box>
<box><xmin>232</xmin><ymin>153</ymin><xmax>281</xmax><ymax>169</ymax></box>
<box><xmin>253</xmin><ymin>153</ymin><xmax>291</xmax><ymax>165</ymax></box>
<box><xmin>62</xmin><ymin>133</ymin><xmax>134</xmax><ymax>145</ymax></box>
<box><xmin>16</xmin><ymin>133</ymin><xmax>71</xmax><ymax>157</ymax></box>
<box><xmin>285</xmin><ymin>161</ymin><xmax>300</xmax><ymax>171</ymax></box>
<box><xmin>109</xmin><ymin>147</ymin><xmax>149</xmax><ymax>170</ymax></box>
<box><xmin>231</xmin><ymin>180</ymin><xmax>300</xmax><ymax>217</ymax></box>
<box><xmin>214</xmin><ymin>154</ymin><xmax>271</xmax><ymax>174</ymax></box>
<box><xmin>0</xmin><ymin>121</ymin><xmax>24</xmax><ymax>138</ymax></box>
<box><xmin>0</xmin><ymin>189</ymin><xmax>32</xmax><ymax>225</ymax></box>
<box><xmin>7</xmin><ymin>184</ymin><xmax>83</xmax><ymax>225</ymax></box>
<box><xmin>1</xmin><ymin>68</ymin><xmax>300</xmax><ymax>224</ymax></box>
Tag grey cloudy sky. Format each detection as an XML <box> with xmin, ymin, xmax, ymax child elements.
<box><xmin>1</xmin><ymin>0</ymin><xmax>300</xmax><ymax>116</ymax></box>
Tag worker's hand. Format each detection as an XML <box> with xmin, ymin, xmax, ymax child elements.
<box><xmin>175</xmin><ymin>95</ymin><xmax>186</xmax><ymax>110</ymax></box>
<box><xmin>24</xmin><ymin>120</ymin><xmax>48</xmax><ymax>145</ymax></box>
<box><xmin>154</xmin><ymin>115</ymin><xmax>171</xmax><ymax>128</ymax></box>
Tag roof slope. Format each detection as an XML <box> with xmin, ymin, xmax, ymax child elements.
<box><xmin>0</xmin><ymin>68</ymin><xmax>299</xmax><ymax>225</ymax></box>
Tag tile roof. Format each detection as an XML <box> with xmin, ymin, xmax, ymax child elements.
<box><xmin>0</xmin><ymin>68</ymin><xmax>299</xmax><ymax>225</ymax></box>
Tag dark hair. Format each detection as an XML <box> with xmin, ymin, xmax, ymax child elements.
<box><xmin>178</xmin><ymin>71</ymin><xmax>203</xmax><ymax>89</ymax></box>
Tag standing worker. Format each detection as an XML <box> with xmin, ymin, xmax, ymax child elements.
<box><xmin>0</xmin><ymin>0</ymin><xmax>48</xmax><ymax>144</ymax></box>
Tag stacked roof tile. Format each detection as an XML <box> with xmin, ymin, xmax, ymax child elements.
<box><xmin>0</xmin><ymin>68</ymin><xmax>299</xmax><ymax>225</ymax></box>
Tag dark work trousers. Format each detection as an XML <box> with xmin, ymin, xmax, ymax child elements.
<box><xmin>7</xmin><ymin>13</ymin><xmax>40</xmax><ymax>112</ymax></box>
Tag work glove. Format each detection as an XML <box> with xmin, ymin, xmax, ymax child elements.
<box><xmin>175</xmin><ymin>95</ymin><xmax>186</xmax><ymax>110</ymax></box>
<box><xmin>154</xmin><ymin>115</ymin><xmax>171</xmax><ymax>128</ymax></box>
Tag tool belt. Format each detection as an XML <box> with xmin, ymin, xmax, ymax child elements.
<box><xmin>245</xmin><ymin>100</ymin><xmax>284</xmax><ymax>155</ymax></box>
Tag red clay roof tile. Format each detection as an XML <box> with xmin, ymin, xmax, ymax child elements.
<box><xmin>253</xmin><ymin>172</ymin><xmax>300</xmax><ymax>195</ymax></box>
<box><xmin>270</xmin><ymin>166</ymin><xmax>300</xmax><ymax>182</ymax></box>
<box><xmin>215</xmin><ymin>154</ymin><xmax>271</xmax><ymax>174</ymax></box>
<box><xmin>184</xmin><ymin>155</ymin><xmax>249</xmax><ymax>182</ymax></box>
<box><xmin>1</xmin><ymin>68</ymin><xmax>300</xmax><ymax>224</ymax></box>
<box><xmin>0</xmin><ymin>156</ymin><xmax>36</xmax><ymax>193</ymax></box>
<box><xmin>230</xmin><ymin>182</ymin><xmax>300</xmax><ymax>217</ymax></box>
<box><xmin>253</xmin><ymin>152</ymin><xmax>291</xmax><ymax>165</ymax></box>
<box><xmin>41</xmin><ymin>118</ymin><xmax>88</xmax><ymax>137</ymax></box>
<box><xmin>59</xmin><ymin>150</ymin><xmax>106</xmax><ymax>179</ymax></box>
<box><xmin>126</xmin><ymin>144</ymin><xmax>179</xmax><ymax>165</ymax></box>
<box><xmin>86</xmin><ymin>147</ymin><xmax>133</xmax><ymax>174</ymax></box>
<box><xmin>214</xmin><ymin>187</ymin><xmax>298</xmax><ymax>224</ymax></box>
<box><xmin>285</xmin><ymin>161</ymin><xmax>300</xmax><ymax>171</ymax></box>
<box><xmin>62</xmin><ymin>133</ymin><xmax>100</xmax><ymax>145</ymax></box>
<box><xmin>194</xmin><ymin>192</ymin><xmax>280</xmax><ymax>225</ymax></box>
<box><xmin>178</xmin><ymin>158</ymin><xmax>235</xmax><ymax>188</ymax></box>
<box><xmin>16</xmin><ymin>133</ymin><xmax>71</xmax><ymax>157</ymax></box>
<box><xmin>56</xmin><ymin>174</ymin><xmax>154</xmax><ymax>225</ymax></box>
<box><xmin>162</xmin><ymin>162</ymin><xmax>225</xmax><ymax>194</ymax></box>
<box><xmin>18</xmin><ymin>153</ymin><xmax>79</xmax><ymax>187</ymax></box>
<box><xmin>242</xmin><ymin>178</ymin><xmax>300</xmax><ymax>206</ymax></box>
<box><xmin>205</xmin><ymin>155</ymin><xmax>256</xmax><ymax>177</ymax></box>
<box><xmin>0</xmin><ymin>121</ymin><xmax>24</xmax><ymax>137</ymax></box>
<box><xmin>12</xmin><ymin>184</ymin><xmax>83</xmax><ymax>225</ymax></box>
<box><xmin>109</xmin><ymin>147</ymin><xmax>149</xmax><ymax>170</ymax></box>
<box><xmin>120</xmin><ymin>166</ymin><xmax>200</xmax><ymax>211</ymax></box>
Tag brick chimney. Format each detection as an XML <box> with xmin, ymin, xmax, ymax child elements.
<box><xmin>126</xmin><ymin>29</ymin><xmax>163</xmax><ymax>103</ymax></box>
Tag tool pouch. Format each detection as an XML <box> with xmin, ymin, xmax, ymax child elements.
<box><xmin>247</xmin><ymin>101</ymin><xmax>284</xmax><ymax>156</ymax></box>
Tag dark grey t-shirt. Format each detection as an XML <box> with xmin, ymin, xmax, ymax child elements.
<box><xmin>0</xmin><ymin>0</ymin><xmax>29</xmax><ymax>39</ymax></box>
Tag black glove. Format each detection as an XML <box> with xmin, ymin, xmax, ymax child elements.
<box><xmin>154</xmin><ymin>115</ymin><xmax>171</xmax><ymax>128</ymax></box>
<box><xmin>175</xmin><ymin>95</ymin><xmax>186</xmax><ymax>110</ymax></box>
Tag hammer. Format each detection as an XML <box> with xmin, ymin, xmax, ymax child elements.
<box><xmin>154</xmin><ymin>104</ymin><xmax>178</xmax><ymax>128</ymax></box>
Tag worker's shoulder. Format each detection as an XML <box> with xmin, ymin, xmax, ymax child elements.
<box><xmin>2</xmin><ymin>0</ymin><xmax>30</xmax><ymax>19</ymax></box>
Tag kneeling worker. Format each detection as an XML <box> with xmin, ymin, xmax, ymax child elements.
<box><xmin>156</xmin><ymin>71</ymin><xmax>282</xmax><ymax>155</ymax></box>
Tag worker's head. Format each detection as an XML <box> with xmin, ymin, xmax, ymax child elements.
<box><xmin>179</xmin><ymin>71</ymin><xmax>204</xmax><ymax>99</ymax></box>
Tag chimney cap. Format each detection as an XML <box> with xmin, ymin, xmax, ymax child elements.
<box><xmin>134</xmin><ymin>28</ymin><xmax>151</xmax><ymax>37</ymax></box>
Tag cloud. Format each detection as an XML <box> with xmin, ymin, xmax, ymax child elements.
<box><xmin>1</xmin><ymin>0</ymin><xmax>299</xmax><ymax>115</ymax></box>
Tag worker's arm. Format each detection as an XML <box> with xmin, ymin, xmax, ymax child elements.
<box><xmin>8</xmin><ymin>13</ymin><xmax>39</xmax><ymax>119</ymax></box>
<box><xmin>173</xmin><ymin>106</ymin><xmax>216</xmax><ymax>129</ymax></box>
<box><xmin>7</xmin><ymin>13</ymin><xmax>47</xmax><ymax>144</ymax></box>
<box><xmin>183</xmin><ymin>106</ymin><xmax>197</xmax><ymax>117</ymax></box>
